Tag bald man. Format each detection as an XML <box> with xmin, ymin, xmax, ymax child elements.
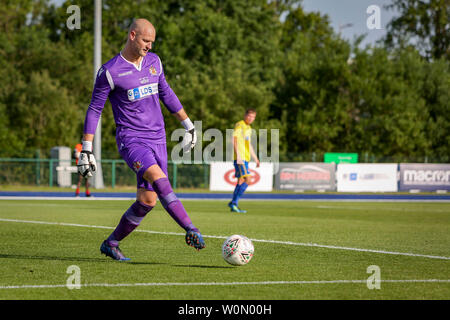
<box><xmin>78</xmin><ymin>18</ymin><xmax>204</xmax><ymax>261</ymax></box>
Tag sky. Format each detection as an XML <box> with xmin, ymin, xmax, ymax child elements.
<box><xmin>301</xmin><ymin>0</ymin><xmax>398</xmax><ymax>48</ymax></box>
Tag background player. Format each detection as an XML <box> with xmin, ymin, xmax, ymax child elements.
<box><xmin>73</xmin><ymin>143</ymin><xmax>91</xmax><ymax>197</ymax></box>
<box><xmin>77</xmin><ymin>18</ymin><xmax>205</xmax><ymax>261</ymax></box>
<box><xmin>228</xmin><ymin>109</ymin><xmax>260</xmax><ymax>213</ymax></box>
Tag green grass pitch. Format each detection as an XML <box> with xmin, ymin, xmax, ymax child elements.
<box><xmin>0</xmin><ymin>199</ymin><xmax>449</xmax><ymax>300</ymax></box>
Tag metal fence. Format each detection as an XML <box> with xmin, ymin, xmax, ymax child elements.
<box><xmin>0</xmin><ymin>158</ymin><xmax>210</xmax><ymax>189</ymax></box>
<box><xmin>1</xmin><ymin>153</ymin><xmax>447</xmax><ymax>189</ymax></box>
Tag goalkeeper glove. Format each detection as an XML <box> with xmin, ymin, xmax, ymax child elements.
<box><xmin>77</xmin><ymin>141</ymin><xmax>97</xmax><ymax>177</ymax></box>
<box><xmin>181</xmin><ymin>118</ymin><xmax>197</xmax><ymax>153</ymax></box>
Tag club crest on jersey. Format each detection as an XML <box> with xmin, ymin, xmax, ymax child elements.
<box><xmin>133</xmin><ymin>161</ymin><xmax>143</xmax><ymax>172</ymax></box>
<box><xmin>149</xmin><ymin>65</ymin><xmax>157</xmax><ymax>76</ymax></box>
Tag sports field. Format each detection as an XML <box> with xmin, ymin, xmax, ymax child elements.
<box><xmin>0</xmin><ymin>199</ymin><xmax>449</xmax><ymax>300</ymax></box>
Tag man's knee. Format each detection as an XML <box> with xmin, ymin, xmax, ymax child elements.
<box><xmin>239</xmin><ymin>176</ymin><xmax>250</xmax><ymax>184</ymax></box>
<box><xmin>137</xmin><ymin>189</ymin><xmax>158</xmax><ymax>207</ymax></box>
<box><xmin>143</xmin><ymin>164</ymin><xmax>167</xmax><ymax>184</ymax></box>
<box><xmin>140</xmin><ymin>198</ymin><xmax>157</xmax><ymax>207</ymax></box>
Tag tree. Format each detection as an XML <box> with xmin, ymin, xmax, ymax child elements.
<box><xmin>385</xmin><ymin>0</ymin><xmax>450</xmax><ymax>60</ymax></box>
<box><xmin>151</xmin><ymin>0</ymin><xmax>283</xmax><ymax>153</ymax></box>
<box><xmin>7</xmin><ymin>70</ymin><xmax>81</xmax><ymax>153</ymax></box>
<box><xmin>0</xmin><ymin>0</ymin><xmax>448</xmax><ymax>164</ymax></box>
<box><xmin>271</xmin><ymin>6</ymin><xmax>353</xmax><ymax>159</ymax></box>
<box><xmin>347</xmin><ymin>47</ymin><xmax>433</xmax><ymax>161</ymax></box>
<box><xmin>271</xmin><ymin>2</ymin><xmax>449</xmax><ymax>162</ymax></box>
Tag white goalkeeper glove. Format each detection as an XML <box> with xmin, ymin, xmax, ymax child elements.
<box><xmin>77</xmin><ymin>141</ymin><xmax>97</xmax><ymax>177</ymax></box>
<box><xmin>181</xmin><ymin>118</ymin><xmax>197</xmax><ymax>153</ymax></box>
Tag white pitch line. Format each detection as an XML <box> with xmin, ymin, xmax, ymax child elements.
<box><xmin>0</xmin><ymin>279</ymin><xmax>449</xmax><ymax>290</ymax></box>
<box><xmin>0</xmin><ymin>218</ymin><xmax>449</xmax><ymax>261</ymax></box>
<box><xmin>0</xmin><ymin>196</ymin><xmax>136</xmax><ymax>201</ymax></box>
<box><xmin>1</xmin><ymin>196</ymin><xmax>450</xmax><ymax>202</ymax></box>
<box><xmin>315</xmin><ymin>205</ymin><xmax>450</xmax><ymax>213</ymax></box>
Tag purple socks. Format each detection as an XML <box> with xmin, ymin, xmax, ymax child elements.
<box><xmin>106</xmin><ymin>201</ymin><xmax>153</xmax><ymax>247</ymax></box>
<box><xmin>152</xmin><ymin>177</ymin><xmax>197</xmax><ymax>232</ymax></box>
<box><xmin>106</xmin><ymin>178</ymin><xmax>197</xmax><ymax>247</ymax></box>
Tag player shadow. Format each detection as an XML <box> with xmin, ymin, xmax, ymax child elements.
<box><xmin>173</xmin><ymin>264</ymin><xmax>233</xmax><ymax>269</ymax></box>
<box><xmin>0</xmin><ymin>253</ymin><xmax>163</xmax><ymax>265</ymax></box>
<box><xmin>128</xmin><ymin>261</ymin><xmax>168</xmax><ymax>266</ymax></box>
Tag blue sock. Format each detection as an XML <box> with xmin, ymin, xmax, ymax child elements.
<box><xmin>231</xmin><ymin>183</ymin><xmax>242</xmax><ymax>205</ymax></box>
<box><xmin>237</xmin><ymin>182</ymin><xmax>248</xmax><ymax>201</ymax></box>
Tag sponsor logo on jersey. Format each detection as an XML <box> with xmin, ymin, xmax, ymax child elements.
<box><xmin>127</xmin><ymin>83</ymin><xmax>158</xmax><ymax>101</ymax></box>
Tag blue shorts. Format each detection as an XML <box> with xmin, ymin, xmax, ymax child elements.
<box><xmin>234</xmin><ymin>161</ymin><xmax>250</xmax><ymax>179</ymax></box>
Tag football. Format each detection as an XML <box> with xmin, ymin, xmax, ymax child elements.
<box><xmin>222</xmin><ymin>234</ymin><xmax>254</xmax><ymax>266</ymax></box>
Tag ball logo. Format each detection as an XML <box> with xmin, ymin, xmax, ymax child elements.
<box><xmin>224</xmin><ymin>169</ymin><xmax>260</xmax><ymax>186</ymax></box>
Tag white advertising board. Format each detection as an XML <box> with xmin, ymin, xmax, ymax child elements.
<box><xmin>337</xmin><ymin>163</ymin><xmax>398</xmax><ymax>192</ymax></box>
<box><xmin>209</xmin><ymin>162</ymin><xmax>273</xmax><ymax>192</ymax></box>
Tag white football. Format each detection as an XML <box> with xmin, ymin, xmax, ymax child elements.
<box><xmin>222</xmin><ymin>234</ymin><xmax>254</xmax><ymax>266</ymax></box>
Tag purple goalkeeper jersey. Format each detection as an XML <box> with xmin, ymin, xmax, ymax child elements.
<box><xmin>84</xmin><ymin>52</ymin><xmax>183</xmax><ymax>144</ymax></box>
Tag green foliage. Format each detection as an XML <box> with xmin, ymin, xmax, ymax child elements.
<box><xmin>0</xmin><ymin>0</ymin><xmax>448</xmax><ymax>162</ymax></box>
<box><xmin>385</xmin><ymin>0</ymin><xmax>450</xmax><ymax>61</ymax></box>
<box><xmin>272</xmin><ymin>7</ymin><xmax>354</xmax><ymax>157</ymax></box>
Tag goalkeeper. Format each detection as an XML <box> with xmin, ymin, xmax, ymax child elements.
<box><xmin>78</xmin><ymin>18</ymin><xmax>205</xmax><ymax>261</ymax></box>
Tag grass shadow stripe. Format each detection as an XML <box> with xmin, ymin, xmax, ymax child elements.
<box><xmin>1</xmin><ymin>218</ymin><xmax>449</xmax><ymax>261</ymax></box>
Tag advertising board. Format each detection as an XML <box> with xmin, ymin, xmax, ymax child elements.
<box><xmin>274</xmin><ymin>162</ymin><xmax>336</xmax><ymax>191</ymax></box>
<box><xmin>399</xmin><ymin>163</ymin><xmax>450</xmax><ymax>191</ymax></box>
<box><xmin>210</xmin><ymin>162</ymin><xmax>273</xmax><ymax>191</ymax></box>
<box><xmin>337</xmin><ymin>164</ymin><xmax>398</xmax><ymax>192</ymax></box>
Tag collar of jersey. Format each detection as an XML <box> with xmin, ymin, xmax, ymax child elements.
<box><xmin>119</xmin><ymin>51</ymin><xmax>144</xmax><ymax>72</ymax></box>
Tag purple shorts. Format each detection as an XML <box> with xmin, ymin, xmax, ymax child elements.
<box><xmin>116</xmin><ymin>134</ymin><xmax>168</xmax><ymax>191</ymax></box>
